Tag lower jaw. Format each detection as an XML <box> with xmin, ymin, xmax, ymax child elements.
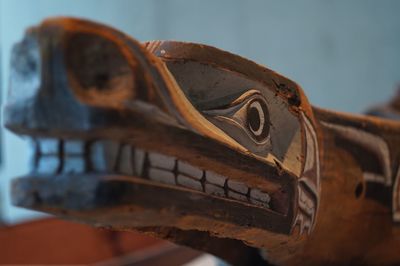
<box><xmin>11</xmin><ymin>172</ymin><xmax>292</xmax><ymax>237</ymax></box>
<box><xmin>12</xmin><ymin>173</ymin><xmax>302</xmax><ymax>262</ymax></box>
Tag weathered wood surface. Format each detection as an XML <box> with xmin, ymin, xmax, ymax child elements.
<box><xmin>3</xmin><ymin>17</ymin><xmax>400</xmax><ymax>265</ymax></box>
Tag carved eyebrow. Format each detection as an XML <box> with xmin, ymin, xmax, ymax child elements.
<box><xmin>229</xmin><ymin>89</ymin><xmax>262</xmax><ymax>106</ymax></box>
<box><xmin>198</xmin><ymin>89</ymin><xmax>262</xmax><ymax>113</ymax></box>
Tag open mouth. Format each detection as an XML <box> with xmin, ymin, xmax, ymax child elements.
<box><xmin>5</xmin><ymin>18</ymin><xmax>307</xmax><ymax>241</ymax></box>
<box><xmin>14</xmin><ymin>134</ymin><xmax>296</xmax><ymax>236</ymax></box>
<box><xmin>29</xmin><ymin>137</ymin><xmax>273</xmax><ymax>211</ymax></box>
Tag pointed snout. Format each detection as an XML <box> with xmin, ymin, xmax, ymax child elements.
<box><xmin>3</xmin><ymin>17</ymin><xmax>168</xmax><ymax>136</ymax></box>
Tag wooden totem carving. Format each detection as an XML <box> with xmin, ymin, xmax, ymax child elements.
<box><xmin>3</xmin><ymin>17</ymin><xmax>400</xmax><ymax>265</ymax></box>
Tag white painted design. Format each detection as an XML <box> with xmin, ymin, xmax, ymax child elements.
<box><xmin>294</xmin><ymin>211</ymin><xmax>312</xmax><ymax>235</ymax></box>
<box><xmin>248</xmin><ymin>100</ymin><xmax>265</xmax><ymax>136</ymax></box>
<box><xmin>294</xmin><ymin>113</ymin><xmax>320</xmax><ymax>235</ymax></box>
<box><xmin>302</xmin><ymin>114</ymin><xmax>321</xmax><ymax>195</ymax></box>
<box><xmin>298</xmin><ymin>186</ymin><xmax>316</xmax><ymax>217</ymax></box>
<box><xmin>321</xmin><ymin>121</ymin><xmax>391</xmax><ymax>186</ymax></box>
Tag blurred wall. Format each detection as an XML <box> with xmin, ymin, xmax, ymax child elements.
<box><xmin>0</xmin><ymin>0</ymin><xmax>400</xmax><ymax>222</ymax></box>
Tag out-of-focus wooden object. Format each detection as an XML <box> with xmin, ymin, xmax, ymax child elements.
<box><xmin>0</xmin><ymin>218</ymin><xmax>202</xmax><ymax>265</ymax></box>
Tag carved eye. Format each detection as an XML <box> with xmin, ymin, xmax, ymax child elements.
<box><xmin>203</xmin><ymin>90</ymin><xmax>271</xmax><ymax>146</ymax></box>
<box><xmin>247</xmin><ymin>99</ymin><xmax>270</xmax><ymax>141</ymax></box>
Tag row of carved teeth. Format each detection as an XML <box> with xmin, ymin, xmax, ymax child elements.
<box><xmin>28</xmin><ymin>138</ymin><xmax>272</xmax><ymax>209</ymax></box>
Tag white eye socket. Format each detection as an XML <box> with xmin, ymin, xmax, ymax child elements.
<box><xmin>248</xmin><ymin>101</ymin><xmax>264</xmax><ymax>135</ymax></box>
<box><xmin>201</xmin><ymin>90</ymin><xmax>271</xmax><ymax>145</ymax></box>
<box><xmin>246</xmin><ymin>99</ymin><xmax>269</xmax><ymax>141</ymax></box>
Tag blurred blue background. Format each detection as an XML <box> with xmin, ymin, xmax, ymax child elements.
<box><xmin>0</xmin><ymin>0</ymin><xmax>399</xmax><ymax>224</ymax></box>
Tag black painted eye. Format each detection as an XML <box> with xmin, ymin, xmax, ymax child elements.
<box><xmin>247</xmin><ymin>99</ymin><xmax>270</xmax><ymax>141</ymax></box>
<box><xmin>202</xmin><ymin>89</ymin><xmax>271</xmax><ymax>146</ymax></box>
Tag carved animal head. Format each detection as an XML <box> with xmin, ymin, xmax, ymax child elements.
<box><xmin>4</xmin><ymin>17</ymin><xmax>321</xmax><ymax>263</ymax></box>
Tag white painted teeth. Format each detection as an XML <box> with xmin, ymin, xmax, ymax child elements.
<box><xmin>91</xmin><ymin>140</ymin><xmax>119</xmax><ymax>172</ymax></box>
<box><xmin>28</xmin><ymin>138</ymin><xmax>272</xmax><ymax>210</ymax></box>
<box><xmin>227</xmin><ymin>180</ymin><xmax>253</xmax><ymax>203</ymax></box>
<box><xmin>28</xmin><ymin>139</ymin><xmax>38</xmax><ymax>172</ymax></box>
<box><xmin>178</xmin><ymin>161</ymin><xmax>203</xmax><ymax>180</ymax></box>
<box><xmin>119</xmin><ymin>145</ymin><xmax>133</xmax><ymax>175</ymax></box>
<box><xmin>148</xmin><ymin>152</ymin><xmax>176</xmax><ymax>170</ymax></box>
<box><xmin>37</xmin><ymin>156</ymin><xmax>60</xmax><ymax>174</ymax></box>
<box><xmin>250</xmin><ymin>189</ymin><xmax>271</xmax><ymax>208</ymax></box>
<box><xmin>64</xmin><ymin>140</ymin><xmax>86</xmax><ymax>174</ymax></box>
<box><xmin>250</xmin><ymin>189</ymin><xmax>271</xmax><ymax>203</ymax></box>
<box><xmin>64</xmin><ymin>140</ymin><xmax>85</xmax><ymax>154</ymax></box>
<box><xmin>147</xmin><ymin>152</ymin><xmax>176</xmax><ymax>185</ymax></box>
<box><xmin>35</xmin><ymin>138</ymin><xmax>61</xmax><ymax>174</ymax></box>
<box><xmin>148</xmin><ymin>168</ymin><xmax>175</xmax><ymax>185</ymax></box>
<box><xmin>133</xmin><ymin>149</ymin><xmax>145</xmax><ymax>176</ymax></box>
<box><xmin>63</xmin><ymin>157</ymin><xmax>85</xmax><ymax>174</ymax></box>
<box><xmin>177</xmin><ymin>174</ymin><xmax>202</xmax><ymax>190</ymax></box>
<box><xmin>204</xmin><ymin>183</ymin><xmax>225</xmax><ymax>197</ymax></box>
<box><xmin>228</xmin><ymin>191</ymin><xmax>248</xmax><ymax>201</ymax></box>
<box><xmin>176</xmin><ymin>161</ymin><xmax>203</xmax><ymax>190</ymax></box>
<box><xmin>205</xmin><ymin>171</ymin><xmax>226</xmax><ymax>186</ymax></box>
<box><xmin>227</xmin><ymin>180</ymin><xmax>248</xmax><ymax>194</ymax></box>
<box><xmin>38</xmin><ymin>138</ymin><xmax>59</xmax><ymax>154</ymax></box>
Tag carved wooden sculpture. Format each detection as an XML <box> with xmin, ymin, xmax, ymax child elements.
<box><xmin>3</xmin><ymin>17</ymin><xmax>400</xmax><ymax>265</ymax></box>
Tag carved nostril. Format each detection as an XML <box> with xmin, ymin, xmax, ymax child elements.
<box><xmin>65</xmin><ymin>32</ymin><xmax>135</xmax><ymax>103</ymax></box>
